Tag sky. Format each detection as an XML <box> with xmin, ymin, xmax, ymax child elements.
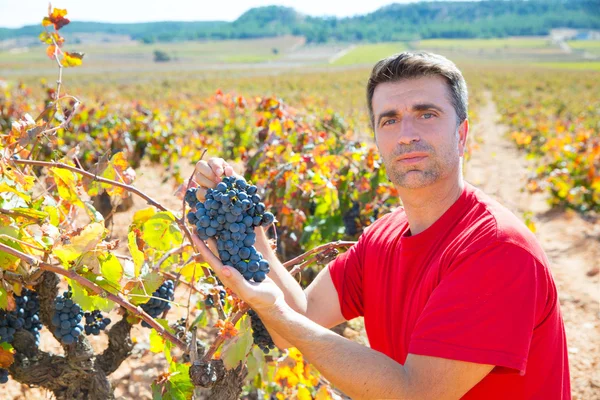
<box><xmin>0</xmin><ymin>0</ymin><xmax>437</xmax><ymax>28</ymax></box>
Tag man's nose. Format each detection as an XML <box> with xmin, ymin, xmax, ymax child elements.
<box><xmin>396</xmin><ymin>118</ymin><xmax>421</xmax><ymax>145</ymax></box>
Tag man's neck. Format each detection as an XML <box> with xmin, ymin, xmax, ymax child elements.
<box><xmin>397</xmin><ymin>177</ymin><xmax>464</xmax><ymax>236</ymax></box>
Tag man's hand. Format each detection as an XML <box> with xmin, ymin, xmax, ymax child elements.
<box><xmin>192</xmin><ymin>233</ymin><xmax>285</xmax><ymax>313</ymax></box>
<box><xmin>193</xmin><ymin>157</ymin><xmax>237</xmax><ymax>201</ymax></box>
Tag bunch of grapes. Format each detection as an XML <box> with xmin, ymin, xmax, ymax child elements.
<box><xmin>51</xmin><ymin>290</ymin><xmax>84</xmax><ymax>345</ymax></box>
<box><xmin>140</xmin><ymin>280</ymin><xmax>175</xmax><ymax>328</ymax></box>
<box><xmin>204</xmin><ymin>289</ymin><xmax>226</xmax><ymax>309</ymax></box>
<box><xmin>15</xmin><ymin>289</ymin><xmax>42</xmax><ymax>346</ymax></box>
<box><xmin>248</xmin><ymin>309</ymin><xmax>276</xmax><ymax>354</ymax></box>
<box><xmin>0</xmin><ymin>311</ymin><xmax>18</xmax><ymax>344</ymax></box>
<box><xmin>84</xmin><ymin>310</ymin><xmax>111</xmax><ymax>335</ymax></box>
<box><xmin>343</xmin><ymin>200</ymin><xmax>360</xmax><ymax>237</ymax></box>
<box><xmin>0</xmin><ymin>369</ymin><xmax>8</xmax><ymax>384</ymax></box>
<box><xmin>0</xmin><ymin>289</ymin><xmax>42</xmax><ymax>346</ymax></box>
<box><xmin>185</xmin><ymin>176</ymin><xmax>274</xmax><ymax>283</ymax></box>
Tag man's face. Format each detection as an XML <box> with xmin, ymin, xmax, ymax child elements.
<box><xmin>371</xmin><ymin>76</ymin><xmax>468</xmax><ymax>189</ymax></box>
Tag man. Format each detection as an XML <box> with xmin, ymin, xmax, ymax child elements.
<box><xmin>192</xmin><ymin>51</ymin><xmax>570</xmax><ymax>399</ymax></box>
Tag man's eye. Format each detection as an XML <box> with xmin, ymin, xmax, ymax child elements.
<box><xmin>422</xmin><ymin>113</ymin><xmax>435</xmax><ymax>119</ymax></box>
<box><xmin>383</xmin><ymin>119</ymin><xmax>396</xmax><ymax>126</ymax></box>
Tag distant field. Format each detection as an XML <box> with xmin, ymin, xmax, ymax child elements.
<box><xmin>0</xmin><ymin>36</ymin><xmax>303</xmax><ymax>70</ymax></box>
<box><xmin>531</xmin><ymin>61</ymin><xmax>600</xmax><ymax>71</ymax></box>
<box><xmin>567</xmin><ymin>40</ymin><xmax>600</xmax><ymax>56</ymax></box>
<box><xmin>415</xmin><ymin>38</ymin><xmax>552</xmax><ymax>50</ymax></box>
<box><xmin>331</xmin><ymin>43</ymin><xmax>407</xmax><ymax>66</ymax></box>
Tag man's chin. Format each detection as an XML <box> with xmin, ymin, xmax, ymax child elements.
<box><xmin>391</xmin><ymin>170</ymin><xmax>438</xmax><ymax>189</ymax></box>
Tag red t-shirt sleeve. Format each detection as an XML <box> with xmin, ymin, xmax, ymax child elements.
<box><xmin>408</xmin><ymin>241</ymin><xmax>545</xmax><ymax>374</ymax></box>
<box><xmin>328</xmin><ymin>234</ymin><xmax>366</xmax><ymax>321</ymax></box>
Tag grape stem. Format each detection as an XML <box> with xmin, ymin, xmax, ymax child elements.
<box><xmin>285</xmin><ymin>240</ymin><xmax>356</xmax><ymax>275</ymax></box>
<box><xmin>0</xmin><ymin>242</ymin><xmax>188</xmax><ymax>351</ymax></box>
<box><xmin>202</xmin><ymin>304</ymin><xmax>249</xmax><ymax>361</ymax></box>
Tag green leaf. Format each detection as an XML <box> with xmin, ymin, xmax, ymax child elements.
<box><xmin>142</xmin><ymin>212</ymin><xmax>183</xmax><ymax>252</ymax></box>
<box><xmin>68</xmin><ymin>280</ymin><xmax>113</xmax><ymax>312</ymax></box>
<box><xmin>127</xmin><ymin>272</ymin><xmax>162</xmax><ymax>305</ymax></box>
<box><xmin>246</xmin><ymin>345</ymin><xmax>266</xmax><ymax>381</ymax></box>
<box><xmin>221</xmin><ymin>316</ymin><xmax>253</xmax><ymax>370</ymax></box>
<box><xmin>0</xmin><ymin>226</ymin><xmax>23</xmax><ymax>271</ymax></box>
<box><xmin>148</xmin><ymin>319</ymin><xmax>170</xmax><ymax>348</ymax></box>
<box><xmin>0</xmin><ymin>287</ymin><xmax>8</xmax><ymax>309</ymax></box>
<box><xmin>128</xmin><ymin>231</ymin><xmax>145</xmax><ymax>278</ymax></box>
<box><xmin>133</xmin><ymin>207</ymin><xmax>156</xmax><ymax>227</ymax></box>
<box><xmin>166</xmin><ymin>362</ymin><xmax>194</xmax><ymax>400</ymax></box>
<box><xmin>99</xmin><ymin>253</ymin><xmax>123</xmax><ymax>288</ymax></box>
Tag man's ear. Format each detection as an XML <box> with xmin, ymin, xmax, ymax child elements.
<box><xmin>458</xmin><ymin>118</ymin><xmax>469</xmax><ymax>157</ymax></box>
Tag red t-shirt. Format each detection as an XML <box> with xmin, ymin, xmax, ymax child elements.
<box><xmin>329</xmin><ymin>183</ymin><xmax>570</xmax><ymax>399</ymax></box>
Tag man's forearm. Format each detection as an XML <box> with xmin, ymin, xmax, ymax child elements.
<box><xmin>257</xmin><ymin>299</ymin><xmax>410</xmax><ymax>400</ymax></box>
<box><xmin>254</xmin><ymin>227</ymin><xmax>307</xmax><ymax>313</ymax></box>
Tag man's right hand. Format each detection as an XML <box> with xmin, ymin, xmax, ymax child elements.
<box><xmin>193</xmin><ymin>157</ymin><xmax>237</xmax><ymax>201</ymax></box>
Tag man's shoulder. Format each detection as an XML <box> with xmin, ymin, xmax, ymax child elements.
<box><xmin>460</xmin><ymin>183</ymin><xmax>548</xmax><ymax>264</ymax></box>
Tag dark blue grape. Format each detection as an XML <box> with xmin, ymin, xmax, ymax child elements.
<box><xmin>248</xmin><ymin>309</ymin><xmax>275</xmax><ymax>354</ymax></box>
<box><xmin>52</xmin><ymin>290</ymin><xmax>84</xmax><ymax>345</ymax></box>
<box><xmin>0</xmin><ymin>369</ymin><xmax>9</xmax><ymax>384</ymax></box>
<box><xmin>191</xmin><ymin>176</ymin><xmax>272</xmax><ymax>282</ymax></box>
<box><xmin>84</xmin><ymin>310</ymin><xmax>111</xmax><ymax>336</ymax></box>
<box><xmin>140</xmin><ymin>280</ymin><xmax>175</xmax><ymax>328</ymax></box>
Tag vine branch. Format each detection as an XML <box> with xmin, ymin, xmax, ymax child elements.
<box><xmin>0</xmin><ymin>242</ymin><xmax>187</xmax><ymax>351</ymax></box>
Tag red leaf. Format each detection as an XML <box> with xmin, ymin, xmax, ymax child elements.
<box><xmin>46</xmin><ymin>7</ymin><xmax>70</xmax><ymax>30</ymax></box>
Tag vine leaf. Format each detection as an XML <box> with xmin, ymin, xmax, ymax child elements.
<box><xmin>49</xmin><ymin>166</ymin><xmax>85</xmax><ymax>208</ymax></box>
<box><xmin>127</xmin><ymin>230</ymin><xmax>145</xmax><ymax>278</ymax></box>
<box><xmin>68</xmin><ymin>279</ymin><xmax>113</xmax><ymax>312</ymax></box>
<box><xmin>42</xmin><ymin>7</ymin><xmax>70</xmax><ymax>30</ymax></box>
<box><xmin>63</xmin><ymin>52</ymin><xmax>84</xmax><ymax>68</ymax></box>
<box><xmin>0</xmin><ymin>287</ymin><xmax>8</xmax><ymax>309</ymax></box>
<box><xmin>221</xmin><ymin>316</ymin><xmax>253</xmax><ymax>370</ymax></box>
<box><xmin>142</xmin><ymin>212</ymin><xmax>183</xmax><ymax>252</ymax></box>
<box><xmin>0</xmin><ymin>182</ymin><xmax>30</xmax><ymax>202</ymax></box>
<box><xmin>0</xmin><ymin>226</ymin><xmax>23</xmax><ymax>271</ymax></box>
<box><xmin>54</xmin><ymin>222</ymin><xmax>106</xmax><ymax>265</ymax></box>
<box><xmin>0</xmin><ymin>343</ymin><xmax>15</xmax><ymax>369</ymax></box>
<box><xmin>100</xmin><ymin>152</ymin><xmax>133</xmax><ymax>197</ymax></box>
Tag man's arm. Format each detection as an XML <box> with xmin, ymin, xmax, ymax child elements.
<box><xmin>254</xmin><ymin>227</ymin><xmax>346</xmax><ymax>348</ymax></box>
<box><xmin>257</xmin><ymin>299</ymin><xmax>494</xmax><ymax>400</ymax></box>
<box><xmin>193</xmin><ymin>233</ymin><xmax>493</xmax><ymax>400</ymax></box>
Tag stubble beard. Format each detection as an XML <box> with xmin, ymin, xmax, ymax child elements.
<box><xmin>382</xmin><ymin>129</ymin><xmax>460</xmax><ymax>189</ymax></box>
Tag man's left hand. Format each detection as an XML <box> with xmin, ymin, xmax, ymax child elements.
<box><xmin>191</xmin><ymin>234</ymin><xmax>285</xmax><ymax>314</ymax></box>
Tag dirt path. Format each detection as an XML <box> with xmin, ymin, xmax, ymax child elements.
<box><xmin>465</xmin><ymin>91</ymin><xmax>600</xmax><ymax>399</ymax></box>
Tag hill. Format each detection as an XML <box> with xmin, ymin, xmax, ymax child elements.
<box><xmin>1</xmin><ymin>0</ymin><xmax>599</xmax><ymax>44</ymax></box>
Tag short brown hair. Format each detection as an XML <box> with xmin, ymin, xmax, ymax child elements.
<box><xmin>366</xmin><ymin>51</ymin><xmax>468</xmax><ymax>129</ymax></box>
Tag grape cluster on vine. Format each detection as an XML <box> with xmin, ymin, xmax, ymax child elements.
<box><xmin>84</xmin><ymin>310</ymin><xmax>111</xmax><ymax>335</ymax></box>
<box><xmin>16</xmin><ymin>288</ymin><xmax>43</xmax><ymax>346</ymax></box>
<box><xmin>204</xmin><ymin>289</ymin><xmax>226</xmax><ymax>309</ymax></box>
<box><xmin>185</xmin><ymin>176</ymin><xmax>274</xmax><ymax>283</ymax></box>
<box><xmin>140</xmin><ymin>280</ymin><xmax>175</xmax><ymax>328</ymax></box>
<box><xmin>0</xmin><ymin>369</ymin><xmax>8</xmax><ymax>384</ymax></box>
<box><xmin>51</xmin><ymin>290</ymin><xmax>84</xmax><ymax>345</ymax></box>
<box><xmin>0</xmin><ymin>289</ymin><xmax>42</xmax><ymax>346</ymax></box>
<box><xmin>248</xmin><ymin>309</ymin><xmax>276</xmax><ymax>354</ymax></box>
